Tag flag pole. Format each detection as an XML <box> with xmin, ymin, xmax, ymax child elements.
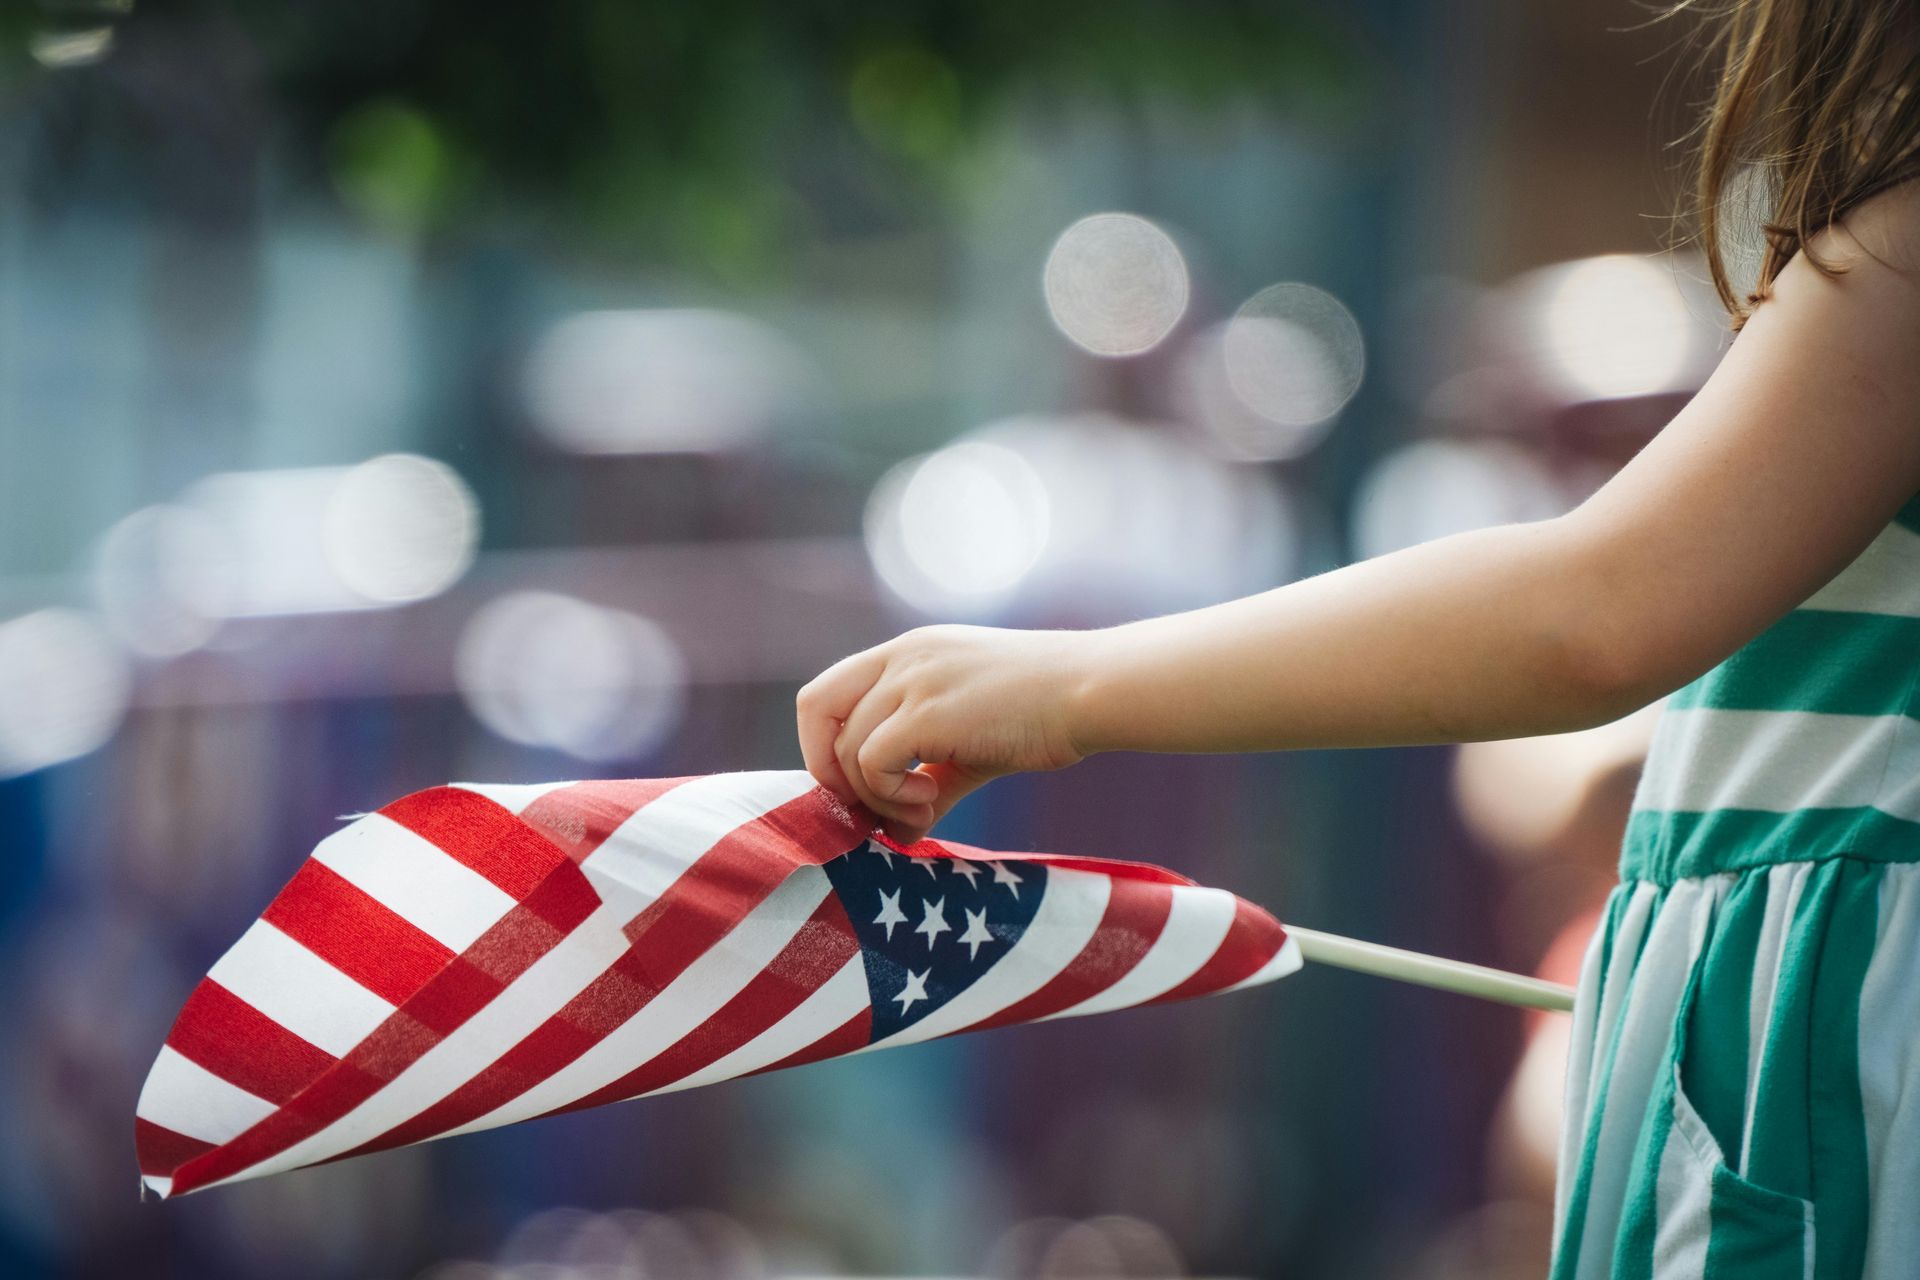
<box><xmin>1288</xmin><ymin>926</ymin><xmax>1575</xmax><ymax>1012</ymax></box>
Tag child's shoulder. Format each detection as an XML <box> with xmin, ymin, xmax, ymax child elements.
<box><xmin>1817</xmin><ymin>173</ymin><xmax>1920</xmax><ymax>278</ymax></box>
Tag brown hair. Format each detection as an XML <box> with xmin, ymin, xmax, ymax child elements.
<box><xmin>1663</xmin><ymin>0</ymin><xmax>1920</xmax><ymax>329</ymax></box>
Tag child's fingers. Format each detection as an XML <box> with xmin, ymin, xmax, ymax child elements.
<box><xmin>831</xmin><ymin>687</ymin><xmax>905</xmax><ymax>817</ymax></box>
<box><xmin>799</xmin><ymin>719</ymin><xmax>854</xmax><ymax>799</ymax></box>
<box><xmin>833</xmin><ymin>694</ymin><xmax>938</xmax><ymax>835</ymax></box>
<box><xmin>795</xmin><ymin>650</ymin><xmax>885</xmax><ymax>796</ymax></box>
<box><xmin>880</xmin><ymin>762</ymin><xmax>991</xmax><ymax>846</ymax></box>
<box><xmin>858</xmin><ymin>713</ymin><xmax>941</xmax><ymax>807</ymax></box>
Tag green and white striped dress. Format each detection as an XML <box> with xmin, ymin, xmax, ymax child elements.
<box><xmin>1550</xmin><ymin>494</ymin><xmax>1920</xmax><ymax>1279</ymax></box>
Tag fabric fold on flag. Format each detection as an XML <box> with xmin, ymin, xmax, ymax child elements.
<box><xmin>136</xmin><ymin>770</ymin><xmax>1299</xmax><ymax>1198</ymax></box>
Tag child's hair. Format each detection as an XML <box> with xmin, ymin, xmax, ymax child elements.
<box><xmin>1663</xmin><ymin>0</ymin><xmax>1920</xmax><ymax>329</ymax></box>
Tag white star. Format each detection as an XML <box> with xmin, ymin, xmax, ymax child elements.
<box><xmin>958</xmin><ymin>907</ymin><xmax>995</xmax><ymax>960</ymax></box>
<box><xmin>949</xmin><ymin>858</ymin><xmax>982</xmax><ymax>887</ymax></box>
<box><xmin>866</xmin><ymin>839</ymin><xmax>893</xmax><ymax>869</ymax></box>
<box><xmin>914</xmin><ymin>895</ymin><xmax>951</xmax><ymax>947</ymax></box>
<box><xmin>990</xmin><ymin>861</ymin><xmax>1024</xmax><ymax>898</ymax></box>
<box><xmin>916</xmin><ymin>857</ymin><xmax>942</xmax><ymax>879</ymax></box>
<box><xmin>894</xmin><ymin>967</ymin><xmax>930</xmax><ymax>1012</ymax></box>
<box><xmin>874</xmin><ymin>887</ymin><xmax>908</xmax><ymax>940</ymax></box>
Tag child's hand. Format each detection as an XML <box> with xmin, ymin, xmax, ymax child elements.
<box><xmin>796</xmin><ymin>624</ymin><xmax>1096</xmax><ymax>843</ymax></box>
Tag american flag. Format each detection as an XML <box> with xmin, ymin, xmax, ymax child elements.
<box><xmin>136</xmin><ymin>771</ymin><xmax>1298</xmax><ymax>1197</ymax></box>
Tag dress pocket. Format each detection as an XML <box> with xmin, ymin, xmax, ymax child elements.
<box><xmin>1658</xmin><ymin>1064</ymin><xmax>1815</xmax><ymax>1279</ymax></box>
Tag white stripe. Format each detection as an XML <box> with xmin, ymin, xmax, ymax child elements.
<box><xmin>1583</xmin><ymin>881</ymin><xmax>1667</xmax><ymax>1108</ymax></box>
<box><xmin>448</xmin><ymin>781</ymin><xmax>575</xmax><ymax>814</ymax></box>
<box><xmin>1554</xmin><ymin>881</ymin><xmax>1660</xmax><ymax>1252</ymax></box>
<box><xmin>142</xmin><ymin>1176</ymin><xmax>173</xmax><ymax>1198</ymax></box>
<box><xmin>1858</xmin><ymin>864</ymin><xmax>1920</xmax><ymax>1279</ymax></box>
<box><xmin>1798</xmin><ymin>519</ymin><xmax>1920</xmax><ymax>617</ymax></box>
<box><xmin>311</xmin><ymin>812</ymin><xmax>517</xmax><ymax>951</ymax></box>
<box><xmin>1222</xmin><ymin>932</ymin><xmax>1303</xmax><ymax>992</ymax></box>
<box><xmin>1739</xmin><ymin>862</ymin><xmax>1809</xmax><ymax>1175</ymax></box>
<box><xmin>1651</xmin><ymin>1066</ymin><xmax>1716</xmax><ymax>1279</ymax></box>
<box><xmin>579</xmin><ymin>771</ymin><xmax>818</xmax><ymax>906</ymax></box>
<box><xmin>136</xmin><ymin>1044</ymin><xmax>277</xmax><ymax>1146</ymax></box>
<box><xmin>1572</xmin><ymin>877</ymin><xmax>1723</xmax><ymax>1280</ymax></box>
<box><xmin>1043</xmin><ymin>885</ymin><xmax>1238</xmax><ymax>1021</ymax></box>
<box><xmin>205</xmin><ymin>922</ymin><xmax>395</xmax><ymax>1058</ymax></box>
<box><xmin>1634</xmin><ymin>709</ymin><xmax>1913</xmax><ymax>820</ymax></box>
<box><xmin>865</xmin><ymin>867</ymin><xmax>1112</xmax><ymax>1049</ymax></box>
<box><xmin>649</xmin><ymin>954</ymin><xmax>871</xmax><ymax>1096</ymax></box>
<box><xmin>198</xmin><ymin>772</ymin><xmax>828</xmax><ymax>1190</ymax></box>
<box><xmin>220</xmin><ymin>900</ymin><xmax>637</xmax><ymax>1187</ymax></box>
<box><xmin>448</xmin><ymin>867</ymin><xmax>834</xmax><ymax>1134</ymax></box>
<box><xmin>1881</xmin><ymin>715</ymin><xmax>1920</xmax><ymax>831</ymax></box>
<box><xmin>1554</xmin><ymin>892</ymin><xmax>1620</xmax><ymax>1250</ymax></box>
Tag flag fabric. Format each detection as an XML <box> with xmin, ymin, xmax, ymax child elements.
<box><xmin>135</xmin><ymin>770</ymin><xmax>1298</xmax><ymax>1197</ymax></box>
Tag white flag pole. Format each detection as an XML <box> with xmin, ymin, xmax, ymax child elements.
<box><xmin>1288</xmin><ymin>926</ymin><xmax>1575</xmax><ymax>1012</ymax></box>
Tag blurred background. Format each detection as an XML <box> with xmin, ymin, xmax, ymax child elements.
<box><xmin>0</xmin><ymin>1</ymin><xmax>1752</xmax><ymax>1276</ymax></box>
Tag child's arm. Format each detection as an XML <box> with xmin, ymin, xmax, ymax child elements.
<box><xmin>800</xmin><ymin>183</ymin><xmax>1920</xmax><ymax>840</ymax></box>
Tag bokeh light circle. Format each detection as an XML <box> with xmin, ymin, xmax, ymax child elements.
<box><xmin>524</xmin><ymin>309</ymin><xmax>820</xmax><ymax>454</ymax></box>
<box><xmin>1042</xmin><ymin>213</ymin><xmax>1191</xmax><ymax>357</ymax></box>
<box><xmin>455</xmin><ymin>592</ymin><xmax>687</xmax><ymax>761</ymax></box>
<box><xmin>0</xmin><ymin>609</ymin><xmax>133</xmax><ymax>778</ymax></box>
<box><xmin>865</xmin><ymin>441</ymin><xmax>1053</xmax><ymax>614</ymax></box>
<box><xmin>91</xmin><ymin>504</ymin><xmax>232</xmax><ymax>658</ymax></box>
<box><xmin>866</xmin><ymin>414</ymin><xmax>1295</xmax><ymax>621</ymax></box>
<box><xmin>1351</xmin><ymin>439</ymin><xmax>1568</xmax><ymax>561</ymax></box>
<box><xmin>324</xmin><ymin>453</ymin><xmax>480</xmax><ymax>605</ymax></box>
<box><xmin>1535</xmin><ymin>255</ymin><xmax>1697</xmax><ymax>401</ymax></box>
<box><xmin>1222</xmin><ymin>283</ymin><xmax>1365</xmax><ymax>428</ymax></box>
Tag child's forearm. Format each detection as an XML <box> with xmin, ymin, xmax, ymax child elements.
<box><xmin>1071</xmin><ymin>517</ymin><xmax>1645</xmax><ymax>756</ymax></box>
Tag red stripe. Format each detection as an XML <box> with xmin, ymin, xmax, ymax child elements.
<box><xmin>165</xmin><ymin>980</ymin><xmax>337</xmax><ymax>1105</ymax></box>
<box><xmin>381</xmin><ymin>786</ymin><xmax>575</xmax><ymax>900</ymax></box>
<box><xmin>452</xmin><ymin>861</ymin><xmax>602</xmax><ymax>988</ymax></box>
<box><xmin>136</xmin><ymin>1119</ymin><xmax>215</xmax><ymax>1178</ymax></box>
<box><xmin>1147</xmin><ymin>898</ymin><xmax>1285</xmax><ymax>1005</ymax></box>
<box><xmin>750</xmin><ymin>1006</ymin><xmax>873</xmax><ymax>1077</ymax></box>
<box><xmin>960</xmin><ymin>879</ymin><xmax>1174</xmax><ymax>1034</ymax></box>
<box><xmin>172</xmin><ymin>1057</ymin><xmax>389</xmax><ymax>1193</ymax></box>
<box><xmin>164</xmin><ymin>834</ymin><xmax>612</xmax><ymax>1195</ymax></box>
<box><xmin>343</xmin><ymin>789</ymin><xmax>865</xmax><ymax>1156</ymax></box>
<box><xmin>308</xmin><ymin>792</ymin><xmax>860</xmax><ymax>1160</ymax></box>
<box><xmin>160</xmin><ymin>782</ymin><xmax>859</xmax><ymax>1194</ymax></box>
<box><xmin>518</xmin><ymin>778</ymin><xmax>687</xmax><ymax>863</ymax></box>
<box><xmin>263</xmin><ymin>862</ymin><xmax>452</xmax><ymax>1006</ymax></box>
<box><xmin>547</xmin><ymin>890</ymin><xmax>861</xmax><ymax>1112</ymax></box>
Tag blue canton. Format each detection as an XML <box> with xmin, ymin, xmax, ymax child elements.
<box><xmin>821</xmin><ymin>840</ymin><xmax>1048</xmax><ymax>1041</ymax></box>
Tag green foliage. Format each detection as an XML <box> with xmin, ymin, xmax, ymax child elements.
<box><xmin>328</xmin><ymin>98</ymin><xmax>467</xmax><ymax>235</ymax></box>
<box><xmin>5</xmin><ymin>0</ymin><xmax>1377</xmax><ymax>276</ymax></box>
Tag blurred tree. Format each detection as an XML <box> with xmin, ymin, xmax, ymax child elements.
<box><xmin>3</xmin><ymin>0</ymin><xmax>1376</xmax><ymax>281</ymax></box>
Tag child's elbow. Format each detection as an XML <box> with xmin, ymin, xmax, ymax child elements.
<box><xmin>1550</xmin><ymin>605</ymin><xmax>1675</xmax><ymax>732</ymax></box>
<box><xmin>1559</xmin><ymin>642</ymin><xmax>1664</xmax><ymax>731</ymax></box>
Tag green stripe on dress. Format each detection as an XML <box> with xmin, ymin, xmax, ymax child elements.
<box><xmin>1665</xmin><ymin>612</ymin><xmax>1920</xmax><ymax>719</ymax></box>
<box><xmin>1622</xmin><ymin>807</ymin><xmax>1920</xmax><ymax>884</ymax></box>
<box><xmin>1702</xmin><ymin>1162</ymin><xmax>1814</xmax><ymax>1280</ymax></box>
<box><xmin>1682</xmin><ymin>872</ymin><xmax>1767</xmax><ymax>1160</ymax></box>
<box><xmin>1803</xmin><ymin>860</ymin><xmax>1876</xmax><ymax>1280</ymax></box>
<box><xmin>1730</xmin><ymin>864</ymin><xmax>1822</xmax><ymax>1197</ymax></box>
<box><xmin>1741</xmin><ymin>861</ymin><xmax>1878</xmax><ymax>1280</ymax></box>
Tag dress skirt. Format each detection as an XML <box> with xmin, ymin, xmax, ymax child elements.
<box><xmin>1549</xmin><ymin>856</ymin><xmax>1920</xmax><ymax>1280</ymax></box>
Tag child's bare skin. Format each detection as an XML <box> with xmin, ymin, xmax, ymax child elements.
<box><xmin>800</xmin><ymin>182</ymin><xmax>1920</xmax><ymax>843</ymax></box>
